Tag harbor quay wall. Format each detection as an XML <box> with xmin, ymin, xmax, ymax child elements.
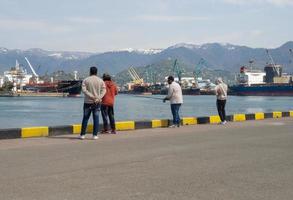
<box><xmin>0</xmin><ymin>111</ymin><xmax>292</xmax><ymax>140</ymax></box>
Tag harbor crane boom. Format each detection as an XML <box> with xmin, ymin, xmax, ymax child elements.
<box><xmin>129</xmin><ymin>67</ymin><xmax>141</xmax><ymax>80</ymax></box>
<box><xmin>265</xmin><ymin>49</ymin><xmax>280</xmax><ymax>76</ymax></box>
<box><xmin>194</xmin><ymin>58</ymin><xmax>208</xmax><ymax>79</ymax></box>
<box><xmin>128</xmin><ymin>67</ymin><xmax>144</xmax><ymax>84</ymax></box>
<box><xmin>24</xmin><ymin>57</ymin><xmax>38</xmax><ymax>77</ymax></box>
<box><xmin>172</xmin><ymin>59</ymin><xmax>184</xmax><ymax>82</ymax></box>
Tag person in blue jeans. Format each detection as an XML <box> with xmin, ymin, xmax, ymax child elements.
<box><xmin>163</xmin><ymin>76</ymin><xmax>183</xmax><ymax>128</ymax></box>
<box><xmin>80</xmin><ymin>66</ymin><xmax>106</xmax><ymax>140</ymax></box>
<box><xmin>171</xmin><ymin>104</ymin><xmax>181</xmax><ymax>127</ymax></box>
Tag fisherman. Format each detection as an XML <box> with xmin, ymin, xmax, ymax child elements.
<box><xmin>163</xmin><ymin>76</ymin><xmax>183</xmax><ymax>127</ymax></box>
<box><xmin>79</xmin><ymin>66</ymin><xmax>106</xmax><ymax>140</ymax></box>
<box><xmin>101</xmin><ymin>73</ymin><xmax>118</xmax><ymax>134</ymax></box>
<box><xmin>215</xmin><ymin>77</ymin><xmax>228</xmax><ymax>125</ymax></box>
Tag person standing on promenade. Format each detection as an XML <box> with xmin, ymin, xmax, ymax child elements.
<box><xmin>215</xmin><ymin>77</ymin><xmax>228</xmax><ymax>125</ymax></box>
<box><xmin>163</xmin><ymin>76</ymin><xmax>183</xmax><ymax>128</ymax></box>
<box><xmin>80</xmin><ymin>66</ymin><xmax>106</xmax><ymax>140</ymax></box>
<box><xmin>101</xmin><ymin>73</ymin><xmax>118</xmax><ymax>134</ymax></box>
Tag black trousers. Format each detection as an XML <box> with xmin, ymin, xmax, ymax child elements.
<box><xmin>101</xmin><ymin>105</ymin><xmax>116</xmax><ymax>130</ymax></box>
<box><xmin>217</xmin><ymin>99</ymin><xmax>226</xmax><ymax>122</ymax></box>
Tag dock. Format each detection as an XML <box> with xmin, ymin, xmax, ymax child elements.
<box><xmin>0</xmin><ymin>118</ymin><xmax>293</xmax><ymax>200</ymax></box>
<box><xmin>0</xmin><ymin>91</ymin><xmax>68</xmax><ymax>97</ymax></box>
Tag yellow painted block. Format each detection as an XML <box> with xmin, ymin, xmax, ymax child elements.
<box><xmin>290</xmin><ymin>111</ymin><xmax>293</xmax><ymax>117</ymax></box>
<box><xmin>21</xmin><ymin>127</ymin><xmax>49</xmax><ymax>138</ymax></box>
<box><xmin>209</xmin><ymin>115</ymin><xmax>221</xmax><ymax>124</ymax></box>
<box><xmin>182</xmin><ymin>117</ymin><xmax>197</xmax><ymax>125</ymax></box>
<box><xmin>273</xmin><ymin>111</ymin><xmax>282</xmax><ymax>118</ymax></box>
<box><xmin>255</xmin><ymin>112</ymin><xmax>264</xmax><ymax>120</ymax></box>
<box><xmin>116</xmin><ymin>121</ymin><xmax>135</xmax><ymax>131</ymax></box>
<box><xmin>233</xmin><ymin>114</ymin><xmax>246</xmax><ymax>122</ymax></box>
<box><xmin>72</xmin><ymin>124</ymin><xmax>93</xmax><ymax>134</ymax></box>
<box><xmin>152</xmin><ymin>119</ymin><xmax>169</xmax><ymax>128</ymax></box>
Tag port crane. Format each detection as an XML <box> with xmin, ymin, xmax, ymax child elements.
<box><xmin>128</xmin><ymin>67</ymin><xmax>144</xmax><ymax>85</ymax></box>
<box><xmin>194</xmin><ymin>58</ymin><xmax>208</xmax><ymax>79</ymax></box>
<box><xmin>146</xmin><ymin>66</ymin><xmax>156</xmax><ymax>84</ymax></box>
<box><xmin>265</xmin><ymin>49</ymin><xmax>280</xmax><ymax>77</ymax></box>
<box><xmin>172</xmin><ymin>59</ymin><xmax>184</xmax><ymax>83</ymax></box>
<box><xmin>24</xmin><ymin>57</ymin><xmax>39</xmax><ymax>83</ymax></box>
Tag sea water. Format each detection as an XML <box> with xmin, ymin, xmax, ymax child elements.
<box><xmin>0</xmin><ymin>94</ymin><xmax>293</xmax><ymax>128</ymax></box>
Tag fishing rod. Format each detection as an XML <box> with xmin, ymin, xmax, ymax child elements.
<box><xmin>133</xmin><ymin>95</ymin><xmax>164</xmax><ymax>100</ymax></box>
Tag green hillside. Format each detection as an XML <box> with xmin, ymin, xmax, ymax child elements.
<box><xmin>114</xmin><ymin>59</ymin><xmax>235</xmax><ymax>86</ymax></box>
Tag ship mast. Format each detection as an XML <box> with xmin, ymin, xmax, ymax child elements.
<box><xmin>289</xmin><ymin>49</ymin><xmax>293</xmax><ymax>64</ymax></box>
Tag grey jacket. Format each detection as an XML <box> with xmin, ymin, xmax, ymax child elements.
<box><xmin>82</xmin><ymin>75</ymin><xmax>106</xmax><ymax>104</ymax></box>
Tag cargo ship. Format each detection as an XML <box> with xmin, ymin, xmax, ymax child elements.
<box><xmin>1</xmin><ymin>59</ymin><xmax>82</xmax><ymax>97</ymax></box>
<box><xmin>229</xmin><ymin>63</ymin><xmax>293</xmax><ymax>96</ymax></box>
<box><xmin>23</xmin><ymin>80</ymin><xmax>82</xmax><ymax>96</ymax></box>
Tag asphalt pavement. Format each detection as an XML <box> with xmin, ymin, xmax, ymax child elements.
<box><xmin>1</xmin><ymin>118</ymin><xmax>293</xmax><ymax>200</ymax></box>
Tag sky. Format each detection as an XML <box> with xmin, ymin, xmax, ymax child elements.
<box><xmin>0</xmin><ymin>0</ymin><xmax>292</xmax><ymax>52</ymax></box>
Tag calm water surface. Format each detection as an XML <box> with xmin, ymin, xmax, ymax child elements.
<box><xmin>0</xmin><ymin>94</ymin><xmax>293</xmax><ymax>128</ymax></box>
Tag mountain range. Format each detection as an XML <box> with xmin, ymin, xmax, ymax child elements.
<box><xmin>1</xmin><ymin>41</ymin><xmax>293</xmax><ymax>78</ymax></box>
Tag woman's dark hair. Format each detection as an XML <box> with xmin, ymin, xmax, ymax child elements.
<box><xmin>103</xmin><ymin>73</ymin><xmax>111</xmax><ymax>81</ymax></box>
<box><xmin>90</xmin><ymin>66</ymin><xmax>97</xmax><ymax>75</ymax></box>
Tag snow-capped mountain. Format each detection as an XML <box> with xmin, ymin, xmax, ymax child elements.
<box><xmin>0</xmin><ymin>41</ymin><xmax>293</xmax><ymax>76</ymax></box>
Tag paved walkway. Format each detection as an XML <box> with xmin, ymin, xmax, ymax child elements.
<box><xmin>1</xmin><ymin>118</ymin><xmax>293</xmax><ymax>200</ymax></box>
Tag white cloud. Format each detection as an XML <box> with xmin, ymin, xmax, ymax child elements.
<box><xmin>0</xmin><ymin>18</ymin><xmax>72</xmax><ymax>33</ymax></box>
<box><xmin>137</xmin><ymin>15</ymin><xmax>210</xmax><ymax>22</ymax></box>
<box><xmin>223</xmin><ymin>0</ymin><xmax>293</xmax><ymax>6</ymax></box>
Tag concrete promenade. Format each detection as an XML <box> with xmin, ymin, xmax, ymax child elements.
<box><xmin>1</xmin><ymin>118</ymin><xmax>293</xmax><ymax>200</ymax></box>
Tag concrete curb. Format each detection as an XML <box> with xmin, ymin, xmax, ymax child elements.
<box><xmin>0</xmin><ymin>111</ymin><xmax>292</xmax><ymax>140</ymax></box>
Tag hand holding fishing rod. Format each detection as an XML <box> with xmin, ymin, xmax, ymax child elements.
<box><xmin>163</xmin><ymin>97</ymin><xmax>169</xmax><ymax>103</ymax></box>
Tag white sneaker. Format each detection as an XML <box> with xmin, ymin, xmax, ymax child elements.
<box><xmin>169</xmin><ymin>125</ymin><xmax>176</xmax><ymax>128</ymax></box>
<box><xmin>220</xmin><ymin>121</ymin><xmax>227</xmax><ymax>125</ymax></box>
<box><xmin>93</xmin><ymin>135</ymin><xmax>99</xmax><ymax>140</ymax></box>
<box><xmin>79</xmin><ymin>135</ymin><xmax>85</xmax><ymax>140</ymax></box>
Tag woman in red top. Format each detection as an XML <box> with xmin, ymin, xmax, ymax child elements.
<box><xmin>101</xmin><ymin>74</ymin><xmax>118</xmax><ymax>134</ymax></box>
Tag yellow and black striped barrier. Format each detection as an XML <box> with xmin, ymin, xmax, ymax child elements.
<box><xmin>0</xmin><ymin>111</ymin><xmax>292</xmax><ymax>140</ymax></box>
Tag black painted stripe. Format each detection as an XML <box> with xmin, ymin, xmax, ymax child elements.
<box><xmin>49</xmin><ymin>126</ymin><xmax>73</xmax><ymax>136</ymax></box>
<box><xmin>0</xmin><ymin>128</ymin><xmax>21</xmax><ymax>139</ymax></box>
<box><xmin>264</xmin><ymin>113</ymin><xmax>273</xmax><ymax>118</ymax></box>
<box><xmin>282</xmin><ymin>112</ymin><xmax>290</xmax><ymax>117</ymax></box>
<box><xmin>135</xmin><ymin>121</ymin><xmax>152</xmax><ymax>129</ymax></box>
<box><xmin>226</xmin><ymin>115</ymin><xmax>234</xmax><ymax>122</ymax></box>
<box><xmin>197</xmin><ymin>117</ymin><xmax>210</xmax><ymax>124</ymax></box>
<box><xmin>245</xmin><ymin>113</ymin><xmax>256</xmax><ymax>120</ymax></box>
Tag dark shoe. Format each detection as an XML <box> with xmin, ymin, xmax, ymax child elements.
<box><xmin>111</xmin><ymin>130</ymin><xmax>117</xmax><ymax>134</ymax></box>
<box><xmin>101</xmin><ymin>129</ymin><xmax>110</xmax><ymax>134</ymax></box>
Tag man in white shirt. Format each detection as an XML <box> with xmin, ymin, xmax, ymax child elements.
<box><xmin>215</xmin><ymin>77</ymin><xmax>228</xmax><ymax>125</ymax></box>
<box><xmin>163</xmin><ymin>76</ymin><xmax>183</xmax><ymax>127</ymax></box>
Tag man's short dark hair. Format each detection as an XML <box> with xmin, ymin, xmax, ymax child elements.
<box><xmin>90</xmin><ymin>66</ymin><xmax>97</xmax><ymax>75</ymax></box>
<box><xmin>103</xmin><ymin>73</ymin><xmax>111</xmax><ymax>81</ymax></box>
<box><xmin>167</xmin><ymin>76</ymin><xmax>174</xmax><ymax>82</ymax></box>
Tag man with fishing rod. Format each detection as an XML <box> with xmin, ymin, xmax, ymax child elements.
<box><xmin>163</xmin><ymin>76</ymin><xmax>183</xmax><ymax>128</ymax></box>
